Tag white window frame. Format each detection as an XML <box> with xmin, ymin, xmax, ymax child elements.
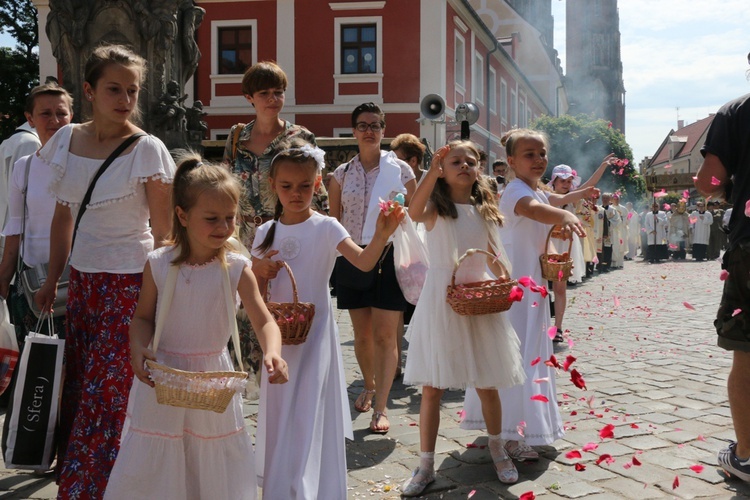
<box><xmin>209</xmin><ymin>19</ymin><xmax>258</xmax><ymax>109</ymax></box>
<box><xmin>473</xmin><ymin>51</ymin><xmax>484</xmax><ymax>104</ymax></box>
<box><xmin>500</xmin><ymin>79</ymin><xmax>507</xmax><ymax>125</ymax></box>
<box><xmin>488</xmin><ymin>67</ymin><xmax>497</xmax><ymax>114</ymax></box>
<box><xmin>519</xmin><ymin>91</ymin><xmax>527</xmax><ymax>127</ymax></box>
<box><xmin>511</xmin><ymin>89</ymin><xmax>517</xmax><ymax>127</ymax></box>
<box><xmin>454</xmin><ymin>32</ymin><xmax>466</xmax><ymax>92</ymax></box>
<box><xmin>333</xmin><ymin>16</ymin><xmax>383</xmax><ymax>105</ymax></box>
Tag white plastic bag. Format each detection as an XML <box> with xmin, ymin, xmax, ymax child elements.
<box><xmin>0</xmin><ymin>300</ymin><xmax>18</xmax><ymax>396</ymax></box>
<box><xmin>393</xmin><ymin>213</ymin><xmax>430</xmax><ymax>305</ymax></box>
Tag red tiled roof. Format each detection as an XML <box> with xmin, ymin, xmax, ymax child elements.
<box><xmin>649</xmin><ymin>115</ymin><xmax>715</xmax><ymax>166</ymax></box>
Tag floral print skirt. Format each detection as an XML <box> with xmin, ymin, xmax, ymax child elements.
<box><xmin>56</xmin><ymin>269</ymin><xmax>141</xmax><ymax>499</ymax></box>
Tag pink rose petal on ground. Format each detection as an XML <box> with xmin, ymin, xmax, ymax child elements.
<box><xmin>672</xmin><ymin>476</ymin><xmax>680</xmax><ymax>489</ymax></box>
<box><xmin>519</xmin><ymin>493</ymin><xmax>536</xmax><ymax>500</ymax></box>
<box><xmin>596</xmin><ymin>454</ymin><xmax>614</xmax><ymax>465</ymax></box>
<box><xmin>632</xmin><ymin>456</ymin><xmax>642</xmax><ymax>466</ymax></box>
<box><xmin>746</xmin><ymin>199</ymin><xmax>750</xmax><ymax>217</ymax></box>
<box><xmin>720</xmin><ymin>270</ymin><xmax>729</xmax><ymax>281</ymax></box>
<box><xmin>565</xmin><ymin>450</ymin><xmax>582</xmax><ymax>459</ymax></box>
<box><xmin>689</xmin><ymin>464</ymin><xmax>704</xmax><ymax>473</ymax></box>
<box><xmin>547</xmin><ymin>326</ymin><xmax>558</xmax><ymax>340</ymax></box>
<box><xmin>531</xmin><ymin>394</ymin><xmax>549</xmax><ymax>403</ymax></box>
<box><xmin>733</xmin><ymin>308</ymin><xmax>742</xmax><ymax>317</ymax></box>
<box><xmin>697</xmin><ymin>435</ymin><xmax>706</xmax><ymax>441</ymax></box>
<box><xmin>530</xmin><ymin>356</ymin><xmax>541</xmax><ymax>366</ymax></box>
<box><xmin>630</xmin><ymin>423</ymin><xmax>639</xmax><ymax>429</ymax></box>
<box><xmin>683</xmin><ymin>302</ymin><xmax>696</xmax><ymax>311</ymax></box>
<box><xmin>567</xmin><ymin>337</ymin><xmax>575</xmax><ymax>348</ymax></box>
<box><xmin>711</xmin><ymin>176</ymin><xmax>721</xmax><ymax>186</ymax></box>
<box><xmin>613</xmin><ymin>296</ymin><xmax>620</xmax><ymax>308</ymax></box>
<box><xmin>582</xmin><ymin>442</ymin><xmax>599</xmax><ymax>452</ymax></box>
<box><xmin>575</xmin><ymin>463</ymin><xmax>586</xmax><ymax>471</ymax></box>
<box><xmin>468</xmin><ymin>490</ymin><xmax>476</xmax><ymax>498</ymax></box>
<box><xmin>599</xmin><ymin>423</ymin><xmax>615</xmax><ymax>439</ymax></box>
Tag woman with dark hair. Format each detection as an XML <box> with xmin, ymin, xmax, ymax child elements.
<box><xmin>223</xmin><ymin>61</ymin><xmax>328</xmax><ymax>374</ymax></box>
<box><xmin>328</xmin><ymin>102</ymin><xmax>417</xmax><ymax>434</ymax></box>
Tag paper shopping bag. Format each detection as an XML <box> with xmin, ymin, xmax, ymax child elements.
<box><xmin>2</xmin><ymin>322</ymin><xmax>64</xmax><ymax>470</ymax></box>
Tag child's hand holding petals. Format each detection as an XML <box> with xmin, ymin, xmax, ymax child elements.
<box><xmin>375</xmin><ymin>204</ymin><xmax>405</xmax><ymax>237</ymax></box>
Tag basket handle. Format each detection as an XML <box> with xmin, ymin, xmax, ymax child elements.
<box><xmin>265</xmin><ymin>261</ymin><xmax>299</xmax><ymax>306</ymax></box>
<box><xmin>153</xmin><ymin>260</ymin><xmax>244</xmax><ymax>372</ymax></box>
<box><xmin>450</xmin><ymin>248</ymin><xmax>510</xmax><ymax>289</ymax></box>
<box><xmin>545</xmin><ymin>225</ymin><xmax>574</xmax><ymax>255</ymax></box>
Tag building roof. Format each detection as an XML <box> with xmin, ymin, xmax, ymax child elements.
<box><xmin>649</xmin><ymin>115</ymin><xmax>715</xmax><ymax>166</ymax></box>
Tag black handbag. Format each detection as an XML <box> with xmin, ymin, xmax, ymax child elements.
<box><xmin>18</xmin><ymin>133</ymin><xmax>145</xmax><ymax>317</ymax></box>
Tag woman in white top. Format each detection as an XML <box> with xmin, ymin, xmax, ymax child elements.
<box><xmin>328</xmin><ymin>102</ymin><xmax>417</xmax><ymax>434</ymax></box>
<box><xmin>0</xmin><ymin>83</ymin><xmax>73</xmax><ymax>343</ymax></box>
<box><xmin>34</xmin><ymin>45</ymin><xmax>175</xmax><ymax>498</ymax></box>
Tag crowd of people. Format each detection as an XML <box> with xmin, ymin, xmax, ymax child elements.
<box><xmin>0</xmin><ymin>45</ymin><xmax>747</xmax><ymax>499</ymax></box>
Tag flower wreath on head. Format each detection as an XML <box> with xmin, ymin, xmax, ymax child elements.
<box><xmin>271</xmin><ymin>144</ymin><xmax>327</xmax><ymax>172</ymax></box>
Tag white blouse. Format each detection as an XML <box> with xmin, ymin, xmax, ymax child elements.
<box><xmin>2</xmin><ymin>153</ymin><xmax>56</xmax><ymax>266</ymax></box>
<box><xmin>39</xmin><ymin>124</ymin><xmax>176</xmax><ymax>273</ymax></box>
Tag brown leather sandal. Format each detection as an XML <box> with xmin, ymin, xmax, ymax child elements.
<box><xmin>354</xmin><ymin>389</ymin><xmax>375</xmax><ymax>413</ymax></box>
<box><xmin>370</xmin><ymin>411</ymin><xmax>390</xmax><ymax>434</ymax></box>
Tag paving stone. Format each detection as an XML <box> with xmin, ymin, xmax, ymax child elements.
<box><xmin>654</xmin><ymin>474</ymin><xmax>732</xmax><ymax>498</ymax></box>
<box><xmin>596</xmin><ymin>477</ymin><xmax>667</xmax><ymax>499</ymax></box>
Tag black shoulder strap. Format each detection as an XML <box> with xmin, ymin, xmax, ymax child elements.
<box><xmin>71</xmin><ymin>132</ymin><xmax>147</xmax><ymax>251</ymax></box>
<box><xmin>17</xmin><ymin>155</ymin><xmax>33</xmax><ymax>275</ymax></box>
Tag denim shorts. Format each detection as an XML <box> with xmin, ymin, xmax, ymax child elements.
<box><xmin>715</xmin><ymin>242</ymin><xmax>750</xmax><ymax>352</ymax></box>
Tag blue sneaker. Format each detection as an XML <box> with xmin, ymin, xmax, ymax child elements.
<box><xmin>718</xmin><ymin>441</ymin><xmax>750</xmax><ymax>482</ymax></box>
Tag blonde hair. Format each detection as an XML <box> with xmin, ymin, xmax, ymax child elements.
<box><xmin>168</xmin><ymin>152</ymin><xmax>241</xmax><ymax>265</ymax></box>
<box><xmin>431</xmin><ymin>140</ymin><xmax>503</xmax><ymax>226</ymax></box>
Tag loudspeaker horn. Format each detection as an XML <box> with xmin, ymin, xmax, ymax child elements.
<box><xmin>420</xmin><ymin>94</ymin><xmax>445</xmax><ymax>120</ymax></box>
<box><xmin>455</xmin><ymin>102</ymin><xmax>480</xmax><ymax>125</ymax></box>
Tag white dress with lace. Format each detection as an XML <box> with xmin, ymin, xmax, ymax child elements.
<box><xmin>403</xmin><ymin>204</ymin><xmax>524</xmax><ymax>390</ymax></box>
<box><xmin>104</xmin><ymin>247</ymin><xmax>256</xmax><ymax>500</ymax></box>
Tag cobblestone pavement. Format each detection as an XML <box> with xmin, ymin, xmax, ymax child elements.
<box><xmin>1</xmin><ymin>256</ymin><xmax>750</xmax><ymax>499</ymax></box>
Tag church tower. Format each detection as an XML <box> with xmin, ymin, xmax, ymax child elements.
<box><xmin>565</xmin><ymin>0</ymin><xmax>625</xmax><ymax>132</ymax></box>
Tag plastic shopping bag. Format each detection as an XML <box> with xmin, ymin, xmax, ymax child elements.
<box><xmin>0</xmin><ymin>299</ymin><xmax>18</xmax><ymax>396</ymax></box>
<box><xmin>393</xmin><ymin>213</ymin><xmax>430</xmax><ymax>305</ymax></box>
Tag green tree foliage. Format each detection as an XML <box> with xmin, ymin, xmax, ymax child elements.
<box><xmin>532</xmin><ymin>114</ymin><xmax>646</xmax><ymax>201</ymax></box>
<box><xmin>0</xmin><ymin>0</ymin><xmax>39</xmax><ymax>139</ymax></box>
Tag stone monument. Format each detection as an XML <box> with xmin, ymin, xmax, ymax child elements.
<box><xmin>45</xmin><ymin>0</ymin><xmax>205</xmax><ymax>149</ymax></box>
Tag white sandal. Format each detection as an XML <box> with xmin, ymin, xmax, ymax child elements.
<box><xmin>492</xmin><ymin>447</ymin><xmax>519</xmax><ymax>484</ymax></box>
<box><xmin>401</xmin><ymin>467</ymin><xmax>435</xmax><ymax>497</ymax></box>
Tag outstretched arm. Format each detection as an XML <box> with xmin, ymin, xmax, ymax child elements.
<box><xmin>515</xmin><ymin>196</ymin><xmax>586</xmax><ymax>237</ymax></box>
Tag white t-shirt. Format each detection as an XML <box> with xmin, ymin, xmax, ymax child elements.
<box><xmin>39</xmin><ymin>124</ymin><xmax>176</xmax><ymax>273</ymax></box>
<box><xmin>0</xmin><ymin>123</ymin><xmax>40</xmax><ymax>238</ymax></box>
<box><xmin>2</xmin><ymin>153</ymin><xmax>57</xmax><ymax>266</ymax></box>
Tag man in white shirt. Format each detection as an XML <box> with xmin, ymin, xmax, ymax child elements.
<box><xmin>0</xmin><ymin>121</ymin><xmax>40</xmax><ymax>254</ymax></box>
<box><xmin>644</xmin><ymin>202</ymin><xmax>668</xmax><ymax>263</ymax></box>
<box><xmin>690</xmin><ymin>200</ymin><xmax>713</xmax><ymax>261</ymax></box>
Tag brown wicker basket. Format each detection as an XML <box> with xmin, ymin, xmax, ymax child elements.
<box><xmin>446</xmin><ymin>249</ymin><xmax>518</xmax><ymax>315</ymax></box>
<box><xmin>266</xmin><ymin>261</ymin><xmax>315</xmax><ymax>345</ymax></box>
<box><xmin>146</xmin><ymin>360</ymin><xmax>249</xmax><ymax>413</ymax></box>
<box><xmin>540</xmin><ymin>226</ymin><xmax>574</xmax><ymax>282</ymax></box>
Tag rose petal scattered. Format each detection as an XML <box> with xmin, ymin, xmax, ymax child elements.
<box><xmin>582</xmin><ymin>442</ymin><xmax>598</xmax><ymax>452</ymax></box>
<box><xmin>545</xmin><ymin>355</ymin><xmax>561</xmax><ymax>369</ymax></box>
<box><xmin>574</xmin><ymin>463</ymin><xmax>586</xmax><ymax>471</ymax></box>
<box><xmin>599</xmin><ymin>423</ymin><xmax>615</xmax><ymax>439</ymax></box>
<box><xmin>518</xmin><ymin>276</ymin><xmax>537</xmax><ymax>288</ymax></box>
<box><xmin>683</xmin><ymin>302</ymin><xmax>696</xmax><ymax>311</ymax></box>
<box><xmin>468</xmin><ymin>490</ymin><xmax>476</xmax><ymax>498</ymax></box>
<box><xmin>733</xmin><ymin>308</ymin><xmax>742</xmax><ymax>317</ymax></box>
<box><xmin>534</xmin><ymin>377</ymin><xmax>550</xmax><ymax>384</ymax></box>
<box><xmin>632</xmin><ymin>456</ymin><xmax>642</xmax><ymax>466</ymax></box>
<box><xmin>689</xmin><ymin>464</ymin><xmax>704</xmax><ymax>474</ymax></box>
<box><xmin>711</xmin><ymin>176</ymin><xmax>721</xmax><ymax>186</ymax></box>
<box><xmin>530</xmin><ymin>356</ymin><xmax>541</xmax><ymax>366</ymax></box>
<box><xmin>596</xmin><ymin>453</ymin><xmax>613</xmax><ymax>465</ymax></box>
<box><xmin>531</xmin><ymin>394</ymin><xmax>549</xmax><ymax>403</ymax></box>
<box><xmin>570</xmin><ymin>369</ymin><xmax>587</xmax><ymax>390</ymax></box>
<box><xmin>519</xmin><ymin>493</ymin><xmax>536</xmax><ymax>500</ymax></box>
<box><xmin>720</xmin><ymin>270</ymin><xmax>729</xmax><ymax>281</ymax></box>
<box><xmin>547</xmin><ymin>326</ymin><xmax>558</xmax><ymax>340</ymax></box>
<box><xmin>563</xmin><ymin>355</ymin><xmax>577</xmax><ymax>372</ymax></box>
<box><xmin>746</xmin><ymin>199</ymin><xmax>750</xmax><ymax>217</ymax></box>
<box><xmin>672</xmin><ymin>476</ymin><xmax>680</xmax><ymax>489</ymax></box>
<box><xmin>509</xmin><ymin>286</ymin><xmax>524</xmax><ymax>302</ymax></box>
<box><xmin>565</xmin><ymin>450</ymin><xmax>582</xmax><ymax>459</ymax></box>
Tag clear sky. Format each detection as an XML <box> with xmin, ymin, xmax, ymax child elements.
<box><xmin>551</xmin><ymin>0</ymin><xmax>750</xmax><ymax>167</ymax></box>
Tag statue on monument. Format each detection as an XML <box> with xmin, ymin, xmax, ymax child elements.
<box><xmin>45</xmin><ymin>0</ymin><xmax>205</xmax><ymax>150</ymax></box>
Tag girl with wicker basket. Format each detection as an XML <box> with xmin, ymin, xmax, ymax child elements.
<box><xmin>462</xmin><ymin>129</ymin><xmax>592</xmax><ymax>466</ymax></box>
<box><xmin>400</xmin><ymin>141</ymin><xmax>526</xmax><ymax>496</ymax></box>
<box><xmin>104</xmin><ymin>155</ymin><xmax>288</xmax><ymax>500</ymax></box>
<box><xmin>251</xmin><ymin>141</ymin><xmax>404</xmax><ymax>499</ymax></box>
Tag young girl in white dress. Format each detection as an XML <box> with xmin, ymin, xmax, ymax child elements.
<box><xmin>250</xmin><ymin>141</ymin><xmax>404</xmax><ymax>500</ymax></box>
<box><xmin>462</xmin><ymin>129</ymin><xmax>595</xmax><ymax>463</ymax></box>
<box><xmin>104</xmin><ymin>154</ymin><xmax>289</xmax><ymax>500</ymax></box>
<box><xmin>400</xmin><ymin>141</ymin><xmax>526</xmax><ymax>496</ymax></box>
